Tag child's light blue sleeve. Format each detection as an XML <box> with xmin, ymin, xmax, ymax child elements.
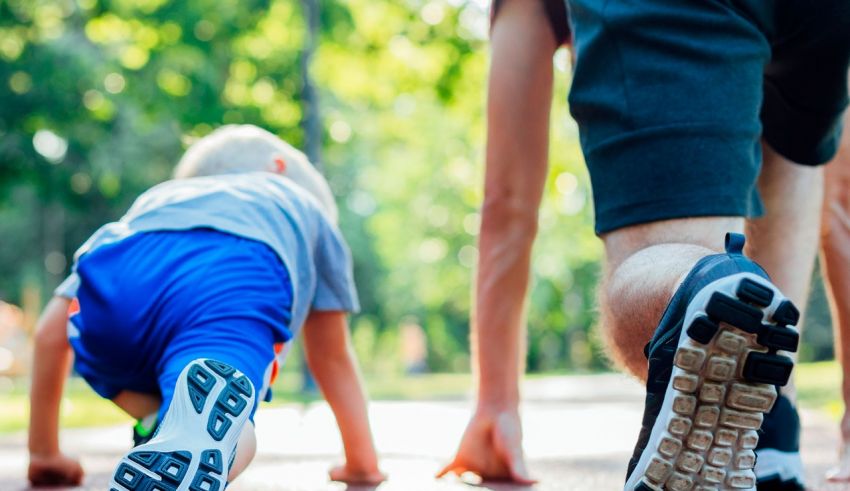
<box><xmin>312</xmin><ymin>219</ymin><xmax>360</xmax><ymax>313</ymax></box>
<box><xmin>54</xmin><ymin>272</ymin><xmax>80</xmax><ymax>299</ymax></box>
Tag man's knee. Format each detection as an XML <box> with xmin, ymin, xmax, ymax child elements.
<box><xmin>602</xmin><ymin>217</ymin><xmax>743</xmax><ymax>272</ymax></box>
<box><xmin>597</xmin><ymin>285</ymin><xmax>649</xmax><ymax>379</ymax></box>
<box><xmin>596</xmin><ymin>218</ymin><xmax>743</xmax><ymax>379</ymax></box>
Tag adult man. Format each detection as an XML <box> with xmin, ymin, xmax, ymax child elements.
<box><xmin>441</xmin><ymin>0</ymin><xmax>850</xmax><ymax>489</ymax></box>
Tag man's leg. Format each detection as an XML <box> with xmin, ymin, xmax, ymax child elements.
<box><xmin>602</xmin><ymin>214</ymin><xmax>801</xmax><ymax>491</ymax></box>
<box><xmin>746</xmin><ymin>142</ymin><xmax>825</xmax><ymax>393</ymax></box>
<box><xmin>743</xmin><ymin>142</ymin><xmax>824</xmax><ymax>489</ymax></box>
<box><xmin>599</xmin><ymin>143</ymin><xmax>824</xmax><ymax>382</ymax></box>
<box><xmin>746</xmin><ymin>142</ymin><xmax>824</xmax><ymax>334</ymax></box>
<box><xmin>600</xmin><ymin>217</ymin><xmax>743</xmax><ymax>378</ymax></box>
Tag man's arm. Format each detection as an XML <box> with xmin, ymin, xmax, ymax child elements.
<box><xmin>27</xmin><ymin>296</ymin><xmax>84</xmax><ymax>486</ymax></box>
<box><xmin>302</xmin><ymin>310</ymin><xmax>385</xmax><ymax>485</ymax></box>
<box><xmin>821</xmin><ymin>108</ymin><xmax>850</xmax><ymax>482</ymax></box>
<box><xmin>439</xmin><ymin>0</ymin><xmax>558</xmax><ymax>483</ymax></box>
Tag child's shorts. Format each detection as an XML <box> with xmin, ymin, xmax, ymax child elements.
<box><xmin>68</xmin><ymin>228</ymin><xmax>293</xmax><ymax>420</ymax></box>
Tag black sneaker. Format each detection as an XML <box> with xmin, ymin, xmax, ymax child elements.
<box><xmin>755</xmin><ymin>395</ymin><xmax>804</xmax><ymax>490</ymax></box>
<box><xmin>110</xmin><ymin>358</ymin><xmax>255</xmax><ymax>491</ymax></box>
<box><xmin>624</xmin><ymin>233</ymin><xmax>800</xmax><ymax>491</ymax></box>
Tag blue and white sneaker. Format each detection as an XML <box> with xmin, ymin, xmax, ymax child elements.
<box><xmin>624</xmin><ymin>233</ymin><xmax>800</xmax><ymax>491</ymax></box>
<box><xmin>110</xmin><ymin>358</ymin><xmax>255</xmax><ymax>491</ymax></box>
<box><xmin>754</xmin><ymin>395</ymin><xmax>805</xmax><ymax>490</ymax></box>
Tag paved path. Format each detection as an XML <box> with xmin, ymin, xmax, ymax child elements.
<box><xmin>2</xmin><ymin>374</ymin><xmax>848</xmax><ymax>490</ymax></box>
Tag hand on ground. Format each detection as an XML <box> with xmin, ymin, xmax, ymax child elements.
<box><xmin>827</xmin><ymin>415</ymin><xmax>850</xmax><ymax>482</ymax></box>
<box><xmin>329</xmin><ymin>463</ymin><xmax>387</xmax><ymax>485</ymax></box>
<box><xmin>437</xmin><ymin>407</ymin><xmax>536</xmax><ymax>485</ymax></box>
<box><xmin>28</xmin><ymin>452</ymin><xmax>84</xmax><ymax>487</ymax></box>
<box><xmin>827</xmin><ymin>446</ymin><xmax>850</xmax><ymax>482</ymax></box>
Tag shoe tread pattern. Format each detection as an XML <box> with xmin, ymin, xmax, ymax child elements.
<box><xmin>112</xmin><ymin>359</ymin><xmax>253</xmax><ymax>491</ymax></box>
<box><xmin>113</xmin><ymin>450</ymin><xmax>192</xmax><ymax>491</ymax></box>
<box><xmin>206</xmin><ymin>377</ymin><xmax>252</xmax><ymax>441</ymax></box>
<box><xmin>635</xmin><ymin>278</ymin><xmax>799</xmax><ymax>490</ymax></box>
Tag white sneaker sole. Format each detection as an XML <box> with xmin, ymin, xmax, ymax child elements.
<box><xmin>110</xmin><ymin>358</ymin><xmax>255</xmax><ymax>491</ymax></box>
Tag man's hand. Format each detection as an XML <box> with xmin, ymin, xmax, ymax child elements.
<box><xmin>438</xmin><ymin>407</ymin><xmax>535</xmax><ymax>484</ymax></box>
<box><xmin>28</xmin><ymin>452</ymin><xmax>84</xmax><ymax>487</ymax></box>
<box><xmin>826</xmin><ymin>412</ymin><xmax>850</xmax><ymax>482</ymax></box>
<box><xmin>329</xmin><ymin>463</ymin><xmax>387</xmax><ymax>485</ymax></box>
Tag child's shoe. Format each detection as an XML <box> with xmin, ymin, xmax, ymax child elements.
<box><xmin>132</xmin><ymin>413</ymin><xmax>159</xmax><ymax>447</ymax></box>
<box><xmin>110</xmin><ymin>358</ymin><xmax>255</xmax><ymax>491</ymax></box>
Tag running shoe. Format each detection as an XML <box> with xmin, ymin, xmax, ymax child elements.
<box><xmin>625</xmin><ymin>233</ymin><xmax>800</xmax><ymax>491</ymax></box>
<box><xmin>110</xmin><ymin>358</ymin><xmax>255</xmax><ymax>491</ymax></box>
<box><xmin>755</xmin><ymin>394</ymin><xmax>805</xmax><ymax>490</ymax></box>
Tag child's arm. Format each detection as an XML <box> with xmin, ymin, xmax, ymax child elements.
<box><xmin>27</xmin><ymin>296</ymin><xmax>84</xmax><ymax>486</ymax></box>
<box><xmin>302</xmin><ymin>310</ymin><xmax>385</xmax><ymax>485</ymax></box>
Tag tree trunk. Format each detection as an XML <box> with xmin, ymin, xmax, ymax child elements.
<box><xmin>300</xmin><ymin>0</ymin><xmax>322</xmax><ymax>170</ymax></box>
<box><xmin>299</xmin><ymin>0</ymin><xmax>321</xmax><ymax>393</ymax></box>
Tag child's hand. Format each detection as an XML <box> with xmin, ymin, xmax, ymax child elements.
<box><xmin>329</xmin><ymin>463</ymin><xmax>386</xmax><ymax>485</ymax></box>
<box><xmin>28</xmin><ymin>452</ymin><xmax>84</xmax><ymax>486</ymax></box>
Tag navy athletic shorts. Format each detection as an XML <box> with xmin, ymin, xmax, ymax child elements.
<box><xmin>568</xmin><ymin>0</ymin><xmax>850</xmax><ymax>234</ymax></box>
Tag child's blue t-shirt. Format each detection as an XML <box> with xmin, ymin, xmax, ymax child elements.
<box><xmin>55</xmin><ymin>172</ymin><xmax>359</xmax><ymax>338</ymax></box>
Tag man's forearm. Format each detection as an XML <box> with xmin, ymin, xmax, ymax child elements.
<box><xmin>823</xmin><ymin>226</ymin><xmax>850</xmax><ymax>404</ymax></box>
<box><xmin>28</xmin><ymin>297</ymin><xmax>72</xmax><ymax>456</ymax></box>
<box><xmin>474</xmin><ymin>0</ymin><xmax>557</xmax><ymax>409</ymax></box>
<box><xmin>821</xmin><ymin>108</ymin><xmax>850</xmax><ymax>437</ymax></box>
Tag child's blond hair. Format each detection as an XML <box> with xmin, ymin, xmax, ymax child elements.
<box><xmin>173</xmin><ymin>124</ymin><xmax>338</xmax><ymax>223</ymax></box>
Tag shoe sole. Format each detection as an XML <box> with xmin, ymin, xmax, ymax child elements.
<box><xmin>626</xmin><ymin>273</ymin><xmax>800</xmax><ymax>491</ymax></box>
<box><xmin>110</xmin><ymin>358</ymin><xmax>255</xmax><ymax>491</ymax></box>
<box><xmin>754</xmin><ymin>449</ymin><xmax>805</xmax><ymax>490</ymax></box>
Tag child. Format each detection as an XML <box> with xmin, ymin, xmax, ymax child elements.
<box><xmin>27</xmin><ymin>125</ymin><xmax>386</xmax><ymax>489</ymax></box>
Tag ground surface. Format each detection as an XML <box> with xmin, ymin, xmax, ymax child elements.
<box><xmin>3</xmin><ymin>373</ymin><xmax>848</xmax><ymax>490</ymax></box>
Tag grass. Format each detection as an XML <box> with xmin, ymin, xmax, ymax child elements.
<box><xmin>1</xmin><ymin>361</ymin><xmax>843</xmax><ymax>435</ymax></box>
<box><xmin>794</xmin><ymin>360</ymin><xmax>845</xmax><ymax>419</ymax></box>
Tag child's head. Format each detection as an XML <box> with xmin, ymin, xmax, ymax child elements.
<box><xmin>173</xmin><ymin>124</ymin><xmax>338</xmax><ymax>223</ymax></box>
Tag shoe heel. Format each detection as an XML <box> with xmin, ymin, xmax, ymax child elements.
<box><xmin>704</xmin><ymin>292</ymin><xmax>762</xmax><ymax>334</ymax></box>
<box><xmin>110</xmin><ymin>359</ymin><xmax>254</xmax><ymax>491</ymax></box>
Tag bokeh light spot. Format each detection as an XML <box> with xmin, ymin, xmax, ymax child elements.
<box><xmin>33</xmin><ymin>129</ymin><xmax>68</xmax><ymax>164</ymax></box>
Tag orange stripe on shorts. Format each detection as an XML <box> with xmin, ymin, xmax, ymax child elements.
<box><xmin>67</xmin><ymin>298</ymin><xmax>80</xmax><ymax>317</ymax></box>
<box><xmin>269</xmin><ymin>342</ymin><xmax>285</xmax><ymax>385</ymax></box>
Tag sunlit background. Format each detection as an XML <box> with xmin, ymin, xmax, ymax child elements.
<box><xmin>0</xmin><ymin>0</ymin><xmax>839</xmax><ymax>432</ymax></box>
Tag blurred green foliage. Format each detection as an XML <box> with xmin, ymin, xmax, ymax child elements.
<box><xmin>0</xmin><ymin>0</ymin><xmax>834</xmax><ymax>375</ymax></box>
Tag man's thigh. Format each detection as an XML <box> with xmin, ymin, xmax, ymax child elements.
<box><xmin>569</xmin><ymin>0</ymin><xmax>848</xmax><ymax>236</ymax></box>
<box><xmin>761</xmin><ymin>0</ymin><xmax>850</xmax><ymax>166</ymax></box>
<box><xmin>569</xmin><ymin>0</ymin><xmax>768</xmax><ymax>235</ymax></box>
